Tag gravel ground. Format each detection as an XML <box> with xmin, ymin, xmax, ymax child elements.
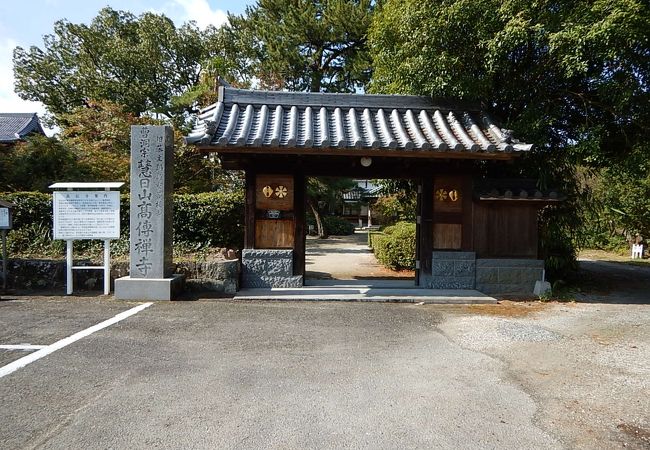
<box><xmin>439</xmin><ymin>301</ymin><xmax>650</xmax><ymax>449</ymax></box>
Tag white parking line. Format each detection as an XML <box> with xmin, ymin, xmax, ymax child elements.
<box><xmin>0</xmin><ymin>302</ymin><xmax>153</xmax><ymax>379</ymax></box>
<box><xmin>0</xmin><ymin>345</ymin><xmax>48</xmax><ymax>351</ymax></box>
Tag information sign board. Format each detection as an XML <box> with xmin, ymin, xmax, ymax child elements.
<box><xmin>0</xmin><ymin>208</ymin><xmax>9</xmax><ymax>229</ymax></box>
<box><xmin>53</xmin><ymin>191</ymin><xmax>120</xmax><ymax>239</ymax></box>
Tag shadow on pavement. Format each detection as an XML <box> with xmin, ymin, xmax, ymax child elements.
<box><xmin>573</xmin><ymin>259</ymin><xmax>650</xmax><ymax>304</ymax></box>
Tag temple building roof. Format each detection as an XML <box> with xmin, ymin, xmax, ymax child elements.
<box><xmin>186</xmin><ymin>88</ymin><xmax>533</xmax><ymax>159</ymax></box>
<box><xmin>0</xmin><ymin>113</ymin><xmax>45</xmax><ymax>144</ymax></box>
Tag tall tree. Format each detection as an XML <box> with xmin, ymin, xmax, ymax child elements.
<box><xmin>370</xmin><ymin>0</ymin><xmax>649</xmax><ymax>160</ymax></box>
<box><xmin>0</xmin><ymin>136</ymin><xmax>81</xmax><ymax>192</ymax></box>
<box><xmin>226</xmin><ymin>0</ymin><xmax>375</xmax><ymax>237</ymax></box>
<box><xmin>58</xmin><ymin>100</ymin><xmax>234</xmax><ymax>193</ymax></box>
<box><xmin>226</xmin><ymin>0</ymin><xmax>374</xmax><ymax>92</ymax></box>
<box><xmin>13</xmin><ymin>7</ymin><xmax>222</xmax><ymax>126</ymax></box>
<box><xmin>369</xmin><ymin>0</ymin><xmax>650</xmax><ymax>275</ymax></box>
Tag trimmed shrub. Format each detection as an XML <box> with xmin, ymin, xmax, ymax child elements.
<box><xmin>1</xmin><ymin>191</ymin><xmax>244</xmax><ymax>257</ymax></box>
<box><xmin>322</xmin><ymin>216</ymin><xmax>355</xmax><ymax>236</ymax></box>
<box><xmin>372</xmin><ymin>221</ymin><xmax>416</xmax><ymax>270</ymax></box>
<box><xmin>2</xmin><ymin>192</ymin><xmax>52</xmax><ymax>230</ymax></box>
<box><xmin>306</xmin><ymin>214</ymin><xmax>356</xmax><ymax>236</ymax></box>
<box><xmin>173</xmin><ymin>192</ymin><xmax>244</xmax><ymax>248</ymax></box>
<box><xmin>367</xmin><ymin>230</ymin><xmax>385</xmax><ymax>249</ymax></box>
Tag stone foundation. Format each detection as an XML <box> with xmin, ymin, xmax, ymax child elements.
<box><xmin>428</xmin><ymin>252</ymin><xmax>543</xmax><ymax>295</ymax></box>
<box><xmin>475</xmin><ymin>259</ymin><xmax>544</xmax><ymax>295</ymax></box>
<box><xmin>431</xmin><ymin>251</ymin><xmax>476</xmax><ymax>289</ymax></box>
<box><xmin>241</xmin><ymin>249</ymin><xmax>303</xmax><ymax>288</ymax></box>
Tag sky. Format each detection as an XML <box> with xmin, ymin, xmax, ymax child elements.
<box><xmin>0</xmin><ymin>0</ymin><xmax>253</xmax><ymax>133</ymax></box>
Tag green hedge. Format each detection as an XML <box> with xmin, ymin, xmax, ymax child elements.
<box><xmin>173</xmin><ymin>192</ymin><xmax>244</xmax><ymax>248</ymax></box>
<box><xmin>322</xmin><ymin>216</ymin><xmax>355</xmax><ymax>235</ymax></box>
<box><xmin>367</xmin><ymin>230</ymin><xmax>385</xmax><ymax>248</ymax></box>
<box><xmin>371</xmin><ymin>221</ymin><xmax>416</xmax><ymax>270</ymax></box>
<box><xmin>306</xmin><ymin>214</ymin><xmax>356</xmax><ymax>236</ymax></box>
<box><xmin>0</xmin><ymin>191</ymin><xmax>244</xmax><ymax>256</ymax></box>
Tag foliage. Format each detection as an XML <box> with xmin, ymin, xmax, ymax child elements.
<box><xmin>13</xmin><ymin>7</ymin><xmax>225</xmax><ymax>126</ymax></box>
<box><xmin>1</xmin><ymin>191</ymin><xmax>244</xmax><ymax>257</ymax></box>
<box><xmin>322</xmin><ymin>216</ymin><xmax>355</xmax><ymax>236</ymax></box>
<box><xmin>173</xmin><ymin>191</ymin><xmax>244</xmax><ymax>248</ymax></box>
<box><xmin>373</xmin><ymin>193</ymin><xmax>417</xmax><ymax>226</ymax></box>
<box><xmin>370</xmin><ymin>0</ymin><xmax>649</xmax><ymax>157</ymax></box>
<box><xmin>1</xmin><ymin>192</ymin><xmax>52</xmax><ymax>230</ymax></box>
<box><xmin>226</xmin><ymin>0</ymin><xmax>374</xmax><ymax>92</ymax></box>
<box><xmin>225</xmin><ymin>1</ymin><xmax>375</xmax><ymax>236</ymax></box>
<box><xmin>369</xmin><ymin>0</ymin><xmax>650</xmax><ymax>278</ymax></box>
<box><xmin>306</xmin><ymin>177</ymin><xmax>356</xmax><ymax>237</ymax></box>
<box><xmin>595</xmin><ymin>170</ymin><xmax>650</xmax><ymax>239</ymax></box>
<box><xmin>578</xmin><ymin>164</ymin><xmax>650</xmax><ymax>251</ymax></box>
<box><xmin>58</xmin><ymin>100</ymin><xmax>151</xmax><ymax>183</ymax></box>
<box><xmin>0</xmin><ymin>100</ymin><xmax>231</xmax><ymax>194</ymax></box>
<box><xmin>0</xmin><ymin>136</ymin><xmax>82</xmax><ymax>192</ymax></box>
<box><xmin>371</xmin><ymin>221</ymin><xmax>416</xmax><ymax>270</ymax></box>
<box><xmin>306</xmin><ymin>214</ymin><xmax>355</xmax><ymax>236</ymax></box>
<box><xmin>367</xmin><ymin>230</ymin><xmax>384</xmax><ymax>248</ymax></box>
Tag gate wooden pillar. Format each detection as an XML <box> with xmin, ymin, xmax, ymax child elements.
<box><xmin>244</xmin><ymin>170</ymin><xmax>256</xmax><ymax>249</ymax></box>
<box><xmin>417</xmin><ymin>177</ymin><xmax>434</xmax><ymax>287</ymax></box>
<box><xmin>293</xmin><ymin>173</ymin><xmax>306</xmax><ymax>277</ymax></box>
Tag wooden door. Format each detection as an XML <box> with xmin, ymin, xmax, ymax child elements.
<box><xmin>254</xmin><ymin>174</ymin><xmax>295</xmax><ymax>248</ymax></box>
<box><xmin>432</xmin><ymin>176</ymin><xmax>464</xmax><ymax>250</ymax></box>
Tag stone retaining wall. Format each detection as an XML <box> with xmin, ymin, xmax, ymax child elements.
<box><xmin>431</xmin><ymin>251</ymin><xmax>476</xmax><ymax>289</ymax></box>
<box><xmin>475</xmin><ymin>258</ymin><xmax>544</xmax><ymax>295</ymax></box>
<box><xmin>241</xmin><ymin>249</ymin><xmax>303</xmax><ymax>288</ymax></box>
<box><xmin>429</xmin><ymin>252</ymin><xmax>543</xmax><ymax>295</ymax></box>
<box><xmin>1</xmin><ymin>258</ymin><xmax>240</xmax><ymax>295</ymax></box>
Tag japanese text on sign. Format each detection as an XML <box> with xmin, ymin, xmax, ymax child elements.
<box><xmin>0</xmin><ymin>208</ymin><xmax>9</xmax><ymax>229</ymax></box>
<box><xmin>53</xmin><ymin>191</ymin><xmax>120</xmax><ymax>239</ymax></box>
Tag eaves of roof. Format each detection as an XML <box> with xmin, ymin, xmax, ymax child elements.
<box><xmin>186</xmin><ymin>88</ymin><xmax>534</xmax><ymax>160</ymax></box>
<box><xmin>0</xmin><ymin>113</ymin><xmax>45</xmax><ymax>143</ymax></box>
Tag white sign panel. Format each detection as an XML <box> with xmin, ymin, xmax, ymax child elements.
<box><xmin>53</xmin><ymin>191</ymin><xmax>120</xmax><ymax>239</ymax></box>
<box><xmin>0</xmin><ymin>208</ymin><xmax>8</xmax><ymax>229</ymax></box>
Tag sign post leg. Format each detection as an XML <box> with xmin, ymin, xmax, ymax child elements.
<box><xmin>2</xmin><ymin>229</ymin><xmax>6</xmax><ymax>292</ymax></box>
<box><xmin>66</xmin><ymin>240</ymin><xmax>73</xmax><ymax>295</ymax></box>
<box><xmin>104</xmin><ymin>239</ymin><xmax>110</xmax><ymax>295</ymax></box>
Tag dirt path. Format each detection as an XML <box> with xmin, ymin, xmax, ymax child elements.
<box><xmin>305</xmin><ymin>231</ymin><xmax>413</xmax><ymax>281</ymax></box>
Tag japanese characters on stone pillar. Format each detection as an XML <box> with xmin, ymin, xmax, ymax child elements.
<box><xmin>115</xmin><ymin>125</ymin><xmax>184</xmax><ymax>300</ymax></box>
<box><xmin>130</xmin><ymin>125</ymin><xmax>173</xmax><ymax>278</ymax></box>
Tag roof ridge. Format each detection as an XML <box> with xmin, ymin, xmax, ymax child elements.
<box><xmin>217</xmin><ymin>87</ymin><xmax>481</xmax><ymax>112</ymax></box>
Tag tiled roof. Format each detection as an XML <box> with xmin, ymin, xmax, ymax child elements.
<box><xmin>0</xmin><ymin>113</ymin><xmax>45</xmax><ymax>143</ymax></box>
<box><xmin>475</xmin><ymin>179</ymin><xmax>564</xmax><ymax>202</ymax></box>
<box><xmin>186</xmin><ymin>88</ymin><xmax>534</xmax><ymax>156</ymax></box>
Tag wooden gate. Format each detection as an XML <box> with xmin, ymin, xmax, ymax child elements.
<box><xmin>254</xmin><ymin>174</ymin><xmax>295</xmax><ymax>248</ymax></box>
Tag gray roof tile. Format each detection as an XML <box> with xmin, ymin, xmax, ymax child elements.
<box><xmin>0</xmin><ymin>113</ymin><xmax>45</xmax><ymax>143</ymax></box>
<box><xmin>186</xmin><ymin>88</ymin><xmax>533</xmax><ymax>155</ymax></box>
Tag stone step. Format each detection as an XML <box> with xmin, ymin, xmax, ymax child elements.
<box><xmin>234</xmin><ymin>287</ymin><xmax>496</xmax><ymax>304</ymax></box>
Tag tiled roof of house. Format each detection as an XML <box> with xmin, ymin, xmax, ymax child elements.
<box><xmin>186</xmin><ymin>88</ymin><xmax>534</xmax><ymax>157</ymax></box>
<box><xmin>0</xmin><ymin>113</ymin><xmax>45</xmax><ymax>143</ymax></box>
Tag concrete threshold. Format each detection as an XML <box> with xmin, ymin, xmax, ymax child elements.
<box><xmin>234</xmin><ymin>286</ymin><xmax>497</xmax><ymax>304</ymax></box>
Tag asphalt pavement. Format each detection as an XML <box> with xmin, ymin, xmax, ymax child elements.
<box><xmin>0</xmin><ymin>297</ymin><xmax>561</xmax><ymax>449</ymax></box>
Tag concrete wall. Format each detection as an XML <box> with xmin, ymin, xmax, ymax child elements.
<box><xmin>241</xmin><ymin>249</ymin><xmax>303</xmax><ymax>288</ymax></box>
<box><xmin>475</xmin><ymin>259</ymin><xmax>544</xmax><ymax>295</ymax></box>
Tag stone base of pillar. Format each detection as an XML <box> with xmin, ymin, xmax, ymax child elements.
<box><xmin>114</xmin><ymin>274</ymin><xmax>185</xmax><ymax>301</ymax></box>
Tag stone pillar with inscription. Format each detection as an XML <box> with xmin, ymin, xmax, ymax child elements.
<box><xmin>115</xmin><ymin>125</ymin><xmax>184</xmax><ymax>300</ymax></box>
